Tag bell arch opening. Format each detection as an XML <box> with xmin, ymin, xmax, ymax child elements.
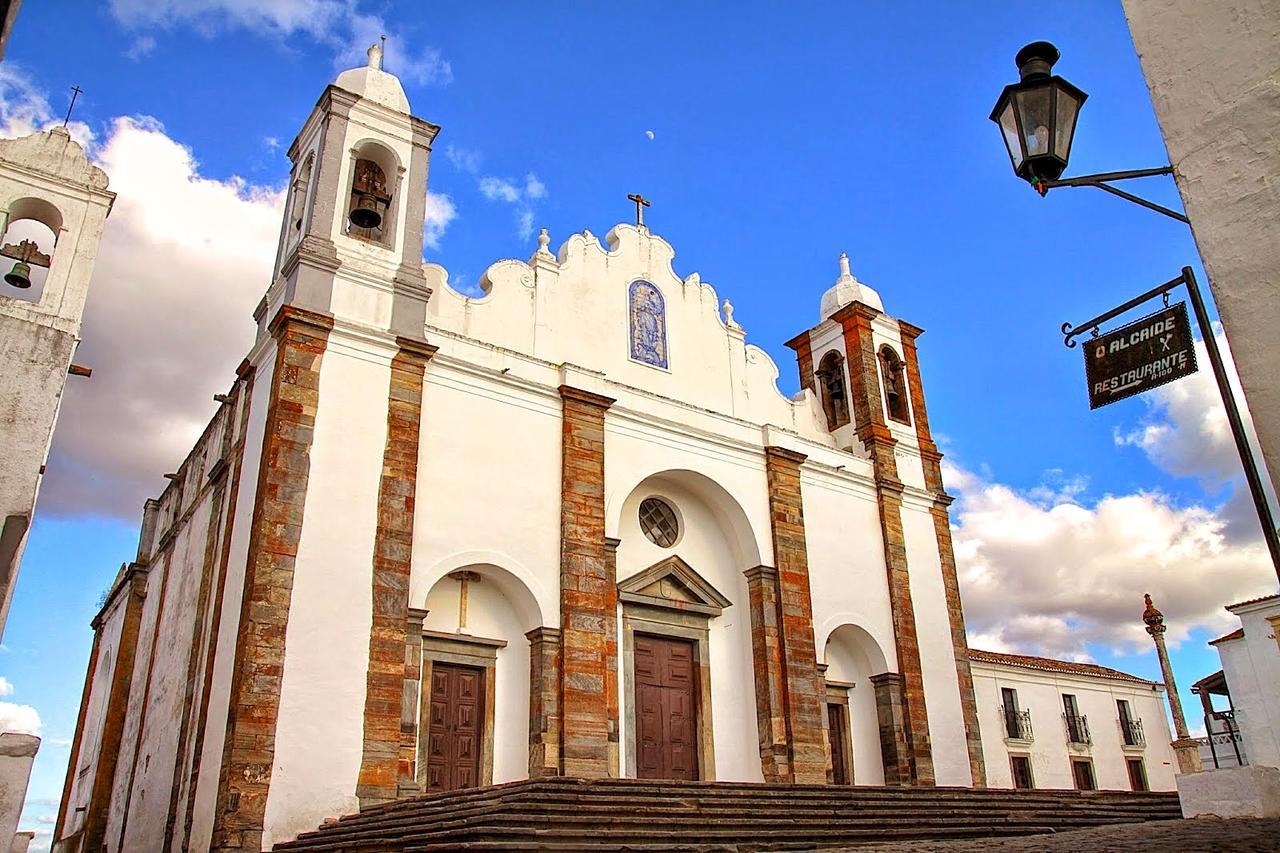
<box><xmin>878</xmin><ymin>345</ymin><xmax>911</xmax><ymax>425</ymax></box>
<box><xmin>345</xmin><ymin>140</ymin><xmax>399</xmax><ymax>248</ymax></box>
<box><xmin>815</xmin><ymin>350</ymin><xmax>850</xmax><ymax>430</ymax></box>
<box><xmin>1</xmin><ymin>197</ymin><xmax>61</xmax><ymax>302</ymax></box>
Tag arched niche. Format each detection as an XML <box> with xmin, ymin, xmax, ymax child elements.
<box><xmin>878</xmin><ymin>345</ymin><xmax>911</xmax><ymax>425</ymax></box>
<box><xmin>413</xmin><ymin>561</ymin><xmax>542</xmax><ymax>790</ymax></box>
<box><xmin>1</xmin><ymin>196</ymin><xmax>62</xmax><ymax>301</ymax></box>
<box><xmin>822</xmin><ymin>623</ymin><xmax>893</xmax><ymax>785</ymax></box>
<box><xmin>344</xmin><ymin>139</ymin><xmax>401</xmax><ymax>248</ymax></box>
<box><xmin>815</xmin><ymin>349</ymin><xmax>850</xmax><ymax>430</ymax></box>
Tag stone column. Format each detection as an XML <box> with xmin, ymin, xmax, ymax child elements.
<box><xmin>832</xmin><ymin>301</ymin><xmax>934</xmax><ymax>785</ymax></box>
<box><xmin>211</xmin><ymin>306</ymin><xmax>332</xmax><ymax>853</ymax></box>
<box><xmin>527</xmin><ymin>627</ymin><xmax>562</xmax><ymax>778</ymax></box>
<box><xmin>763</xmin><ymin>446</ymin><xmax>829</xmax><ymax>784</ymax></box>
<box><xmin>557</xmin><ymin>385</ymin><xmax>617</xmax><ymax>778</ymax></box>
<box><xmin>899</xmin><ymin>323</ymin><xmax>986</xmax><ymax>787</ymax></box>
<box><xmin>1143</xmin><ymin>593</ymin><xmax>1204</xmax><ymax>774</ymax></box>
<box><xmin>398</xmin><ymin>607</ymin><xmax>428</xmax><ymax>795</ymax></box>
<box><xmin>870</xmin><ymin>673</ymin><xmax>912</xmax><ymax>785</ymax></box>
<box><xmin>357</xmin><ymin>336</ymin><xmax>436</xmax><ymax>807</ymax></box>
<box><xmin>745</xmin><ymin>565</ymin><xmax>790</xmax><ymax>781</ymax></box>
<box><xmin>603</xmin><ymin>537</ymin><xmax>621</xmax><ymax>777</ymax></box>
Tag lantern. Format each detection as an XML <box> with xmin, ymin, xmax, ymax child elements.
<box><xmin>990</xmin><ymin>41</ymin><xmax>1088</xmax><ymax>184</ymax></box>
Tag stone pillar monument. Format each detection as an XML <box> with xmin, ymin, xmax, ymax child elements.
<box><xmin>1142</xmin><ymin>593</ymin><xmax>1204</xmax><ymax>774</ymax></box>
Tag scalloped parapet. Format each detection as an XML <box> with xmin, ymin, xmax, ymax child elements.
<box><xmin>0</xmin><ymin>127</ymin><xmax>110</xmax><ymax>191</ymax></box>
<box><xmin>425</xmin><ymin>222</ymin><xmax>830</xmax><ymax>442</ymax></box>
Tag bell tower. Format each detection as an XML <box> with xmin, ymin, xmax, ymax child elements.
<box><xmin>265</xmin><ymin>43</ymin><xmax>440</xmax><ymax>337</ymax></box>
<box><xmin>0</xmin><ymin>127</ymin><xmax>115</xmax><ymax>638</ymax></box>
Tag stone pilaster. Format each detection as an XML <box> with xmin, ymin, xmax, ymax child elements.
<box><xmin>54</xmin><ymin>624</ymin><xmax>101</xmax><ymax>848</ymax></box>
<box><xmin>899</xmin><ymin>324</ymin><xmax>986</xmax><ymax>787</ymax></box>
<box><xmin>784</xmin><ymin>330</ymin><xmax>816</xmax><ymax>395</ymax></box>
<box><xmin>398</xmin><ymin>607</ymin><xmax>428</xmax><ymax>795</ymax></box>
<box><xmin>603</xmin><ymin>537</ymin><xmax>621</xmax><ymax>777</ymax></box>
<box><xmin>870</xmin><ymin>672</ymin><xmax>912</xmax><ymax>785</ymax></box>
<box><xmin>211</xmin><ymin>305</ymin><xmax>332</xmax><ymax>853</ymax></box>
<box><xmin>357</xmin><ymin>336</ymin><xmax>436</xmax><ymax>807</ymax></box>
<box><xmin>83</xmin><ymin>564</ymin><xmax>150</xmax><ymax>852</ymax></box>
<box><xmin>763</xmin><ymin>446</ymin><xmax>829</xmax><ymax>784</ymax></box>
<box><xmin>526</xmin><ymin>626</ymin><xmax>562</xmax><ymax>778</ymax></box>
<box><xmin>557</xmin><ymin>385</ymin><xmax>617</xmax><ymax>778</ymax></box>
<box><xmin>833</xmin><ymin>301</ymin><xmax>934</xmax><ymax>785</ymax></box>
<box><xmin>744</xmin><ymin>564</ymin><xmax>790</xmax><ymax>781</ymax></box>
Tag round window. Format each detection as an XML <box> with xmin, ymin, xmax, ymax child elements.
<box><xmin>639</xmin><ymin>497</ymin><xmax>679</xmax><ymax>548</ymax></box>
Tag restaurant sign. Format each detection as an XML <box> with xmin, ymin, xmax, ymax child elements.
<box><xmin>1085</xmin><ymin>302</ymin><xmax>1198</xmax><ymax>409</ymax></box>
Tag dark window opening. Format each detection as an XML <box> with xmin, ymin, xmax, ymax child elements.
<box><xmin>815</xmin><ymin>351</ymin><xmax>850</xmax><ymax>430</ymax></box>
<box><xmin>1010</xmin><ymin>755</ymin><xmax>1034</xmax><ymax>789</ymax></box>
<box><xmin>1126</xmin><ymin>757</ymin><xmax>1148</xmax><ymax>791</ymax></box>
<box><xmin>1071</xmin><ymin>758</ymin><xmax>1096</xmax><ymax>791</ymax></box>
<box><xmin>878</xmin><ymin>346</ymin><xmax>911</xmax><ymax>425</ymax></box>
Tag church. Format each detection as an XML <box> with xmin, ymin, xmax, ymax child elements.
<box><xmin>51</xmin><ymin>46</ymin><xmax>1176</xmax><ymax>853</ymax></box>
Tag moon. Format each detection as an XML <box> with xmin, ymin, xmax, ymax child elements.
<box><xmin>645</xmin><ymin>130</ymin><xmax>655</xmax><ymax>140</ymax></box>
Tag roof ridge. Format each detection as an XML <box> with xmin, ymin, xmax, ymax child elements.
<box><xmin>968</xmin><ymin>648</ymin><xmax>1159</xmax><ymax>686</ymax></box>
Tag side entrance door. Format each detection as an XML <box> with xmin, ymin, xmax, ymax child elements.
<box><xmin>827</xmin><ymin>703</ymin><xmax>851</xmax><ymax>784</ymax></box>
<box><xmin>634</xmin><ymin>634</ymin><xmax>698</xmax><ymax>780</ymax></box>
<box><xmin>425</xmin><ymin>662</ymin><xmax>483</xmax><ymax>793</ymax></box>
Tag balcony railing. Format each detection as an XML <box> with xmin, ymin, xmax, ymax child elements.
<box><xmin>1002</xmin><ymin>707</ymin><xmax>1033</xmax><ymax>741</ymax></box>
<box><xmin>1063</xmin><ymin>713</ymin><xmax>1091</xmax><ymax>745</ymax></box>
<box><xmin>1120</xmin><ymin>718</ymin><xmax>1146</xmax><ymax>747</ymax></box>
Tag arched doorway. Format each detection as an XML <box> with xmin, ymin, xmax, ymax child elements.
<box><xmin>823</xmin><ymin>624</ymin><xmax>891</xmax><ymax>785</ymax></box>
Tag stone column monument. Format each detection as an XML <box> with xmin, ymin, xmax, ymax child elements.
<box><xmin>1142</xmin><ymin>593</ymin><xmax>1204</xmax><ymax>774</ymax></box>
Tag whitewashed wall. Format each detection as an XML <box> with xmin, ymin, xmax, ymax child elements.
<box><xmin>1217</xmin><ymin>597</ymin><xmax>1280</xmax><ymax>770</ymax></box>
<box><xmin>973</xmin><ymin>661</ymin><xmax>1177</xmax><ymax>791</ymax></box>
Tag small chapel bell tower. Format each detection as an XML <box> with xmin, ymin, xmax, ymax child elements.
<box><xmin>266</xmin><ymin>42</ymin><xmax>440</xmax><ymax>337</ymax></box>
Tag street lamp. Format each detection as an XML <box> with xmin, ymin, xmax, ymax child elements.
<box><xmin>991</xmin><ymin>42</ymin><xmax>1280</xmax><ymax>583</ymax></box>
<box><xmin>989</xmin><ymin>41</ymin><xmax>1086</xmax><ymax>185</ymax></box>
<box><xmin>990</xmin><ymin>41</ymin><xmax>1188</xmax><ymax>223</ymax></box>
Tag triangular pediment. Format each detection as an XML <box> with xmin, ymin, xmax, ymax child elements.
<box><xmin>617</xmin><ymin>555</ymin><xmax>731</xmax><ymax>616</ymax></box>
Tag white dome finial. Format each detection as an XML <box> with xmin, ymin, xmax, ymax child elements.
<box><xmin>819</xmin><ymin>251</ymin><xmax>884</xmax><ymax>320</ymax></box>
<box><xmin>838</xmin><ymin>251</ymin><xmax>851</xmax><ymax>279</ymax></box>
<box><xmin>367</xmin><ymin>42</ymin><xmax>384</xmax><ymax>70</ymax></box>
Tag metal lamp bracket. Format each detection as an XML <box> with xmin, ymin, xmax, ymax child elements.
<box><xmin>1040</xmin><ymin>166</ymin><xmax>1189</xmax><ymax>224</ymax></box>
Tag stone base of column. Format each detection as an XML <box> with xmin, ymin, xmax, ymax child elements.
<box><xmin>870</xmin><ymin>673</ymin><xmax>912</xmax><ymax>786</ymax></box>
<box><xmin>1172</xmin><ymin>737</ymin><xmax>1205</xmax><ymax>774</ymax></box>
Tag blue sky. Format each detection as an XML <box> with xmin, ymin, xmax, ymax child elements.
<box><xmin>1</xmin><ymin>0</ymin><xmax>1275</xmax><ymax>843</ymax></box>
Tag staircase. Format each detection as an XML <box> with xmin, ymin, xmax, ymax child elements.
<box><xmin>274</xmin><ymin>776</ymin><xmax>1182</xmax><ymax>851</ymax></box>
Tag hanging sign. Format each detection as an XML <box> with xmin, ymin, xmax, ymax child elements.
<box><xmin>1085</xmin><ymin>302</ymin><xmax>1197</xmax><ymax>409</ymax></box>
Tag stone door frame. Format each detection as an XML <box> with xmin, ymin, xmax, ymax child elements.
<box><xmin>618</xmin><ymin>555</ymin><xmax>730</xmax><ymax>782</ymax></box>
<box><xmin>823</xmin><ymin>673</ymin><xmax>855</xmax><ymax>785</ymax></box>
<box><xmin>418</xmin><ymin>631</ymin><xmax>507</xmax><ymax>790</ymax></box>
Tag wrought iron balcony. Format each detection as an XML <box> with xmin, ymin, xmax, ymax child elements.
<box><xmin>1002</xmin><ymin>707</ymin><xmax>1033</xmax><ymax>741</ymax></box>
<box><xmin>1063</xmin><ymin>713</ymin><xmax>1091</xmax><ymax>745</ymax></box>
<box><xmin>1120</xmin><ymin>718</ymin><xmax>1146</xmax><ymax>747</ymax></box>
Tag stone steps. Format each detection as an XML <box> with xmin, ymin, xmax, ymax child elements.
<box><xmin>275</xmin><ymin>778</ymin><xmax>1181</xmax><ymax>851</ymax></box>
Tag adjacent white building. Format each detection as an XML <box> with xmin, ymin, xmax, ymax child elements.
<box><xmin>971</xmin><ymin>650</ymin><xmax>1176</xmax><ymax>793</ymax></box>
<box><xmin>1203</xmin><ymin>593</ymin><xmax>1280</xmax><ymax>770</ymax></box>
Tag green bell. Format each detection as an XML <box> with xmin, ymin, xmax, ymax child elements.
<box><xmin>4</xmin><ymin>261</ymin><xmax>32</xmax><ymax>289</ymax></box>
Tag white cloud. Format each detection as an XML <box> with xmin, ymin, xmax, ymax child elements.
<box><xmin>0</xmin><ymin>66</ymin><xmax>94</xmax><ymax>147</ymax></box>
<box><xmin>0</xmin><ymin>676</ymin><xmax>11</xmax><ymax>697</ymax></box>
<box><xmin>478</xmin><ymin>176</ymin><xmax>520</xmax><ymax>204</ymax></box>
<box><xmin>0</xmin><ymin>70</ymin><xmax>283</xmax><ymax>517</ymax></box>
<box><xmin>0</xmin><ymin>701</ymin><xmax>42</xmax><ymax>736</ymax></box>
<box><xmin>950</xmin><ymin>460</ymin><xmax>1275</xmax><ymax>661</ymax></box>
<box><xmin>423</xmin><ymin>190</ymin><xmax>455</xmax><ymax>251</ymax></box>
<box><xmin>125</xmin><ymin>34</ymin><xmax>157</xmax><ymax>61</ymax></box>
<box><xmin>477</xmin><ymin>173</ymin><xmax>547</xmax><ymax>243</ymax></box>
<box><xmin>444</xmin><ymin>144</ymin><xmax>481</xmax><ymax>174</ymax></box>
<box><xmin>108</xmin><ymin>0</ymin><xmax>451</xmax><ymax>86</ymax></box>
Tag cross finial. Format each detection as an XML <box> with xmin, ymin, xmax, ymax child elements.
<box><xmin>62</xmin><ymin>86</ymin><xmax>83</xmax><ymax>127</ymax></box>
<box><xmin>627</xmin><ymin>193</ymin><xmax>650</xmax><ymax>227</ymax></box>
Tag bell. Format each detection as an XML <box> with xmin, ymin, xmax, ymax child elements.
<box><xmin>349</xmin><ymin>193</ymin><xmax>382</xmax><ymax>230</ymax></box>
<box><xmin>4</xmin><ymin>261</ymin><xmax>31</xmax><ymax>289</ymax></box>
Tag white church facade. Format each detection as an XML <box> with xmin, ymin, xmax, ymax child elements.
<box><xmin>51</xmin><ymin>49</ymin><xmax>1173</xmax><ymax>853</ymax></box>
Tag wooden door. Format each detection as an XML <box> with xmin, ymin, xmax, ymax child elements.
<box><xmin>1071</xmin><ymin>758</ymin><xmax>1096</xmax><ymax>791</ymax></box>
<box><xmin>634</xmin><ymin>634</ymin><xmax>698</xmax><ymax>780</ymax></box>
<box><xmin>1126</xmin><ymin>758</ymin><xmax>1148</xmax><ymax>791</ymax></box>
<box><xmin>827</xmin><ymin>703</ymin><xmax>850</xmax><ymax>785</ymax></box>
<box><xmin>425</xmin><ymin>663</ymin><xmax>483</xmax><ymax>793</ymax></box>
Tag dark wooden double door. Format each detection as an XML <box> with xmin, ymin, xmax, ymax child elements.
<box><xmin>425</xmin><ymin>663</ymin><xmax>483</xmax><ymax>793</ymax></box>
<box><xmin>635</xmin><ymin>634</ymin><xmax>699</xmax><ymax>780</ymax></box>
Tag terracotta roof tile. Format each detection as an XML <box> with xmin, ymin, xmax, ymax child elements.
<box><xmin>1225</xmin><ymin>592</ymin><xmax>1280</xmax><ymax>610</ymax></box>
<box><xmin>1208</xmin><ymin>627</ymin><xmax>1245</xmax><ymax>645</ymax></box>
<box><xmin>968</xmin><ymin>649</ymin><xmax>1160</xmax><ymax>686</ymax></box>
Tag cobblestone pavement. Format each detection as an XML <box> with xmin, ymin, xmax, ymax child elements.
<box><xmin>838</xmin><ymin>818</ymin><xmax>1280</xmax><ymax>852</ymax></box>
